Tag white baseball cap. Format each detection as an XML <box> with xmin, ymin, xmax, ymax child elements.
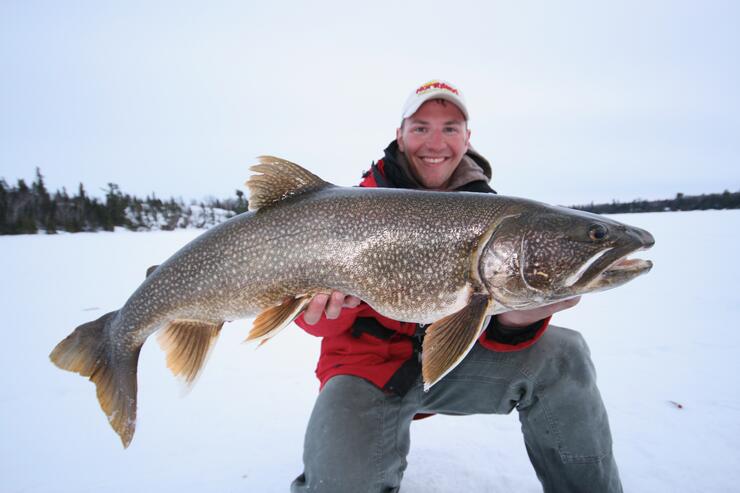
<box><xmin>401</xmin><ymin>80</ymin><xmax>469</xmax><ymax>121</ymax></box>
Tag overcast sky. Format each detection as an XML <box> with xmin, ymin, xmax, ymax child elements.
<box><xmin>2</xmin><ymin>0</ymin><xmax>738</xmax><ymax>206</ymax></box>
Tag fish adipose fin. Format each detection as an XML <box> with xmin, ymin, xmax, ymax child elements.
<box><xmin>246</xmin><ymin>156</ymin><xmax>332</xmax><ymax>211</ymax></box>
<box><xmin>422</xmin><ymin>293</ymin><xmax>492</xmax><ymax>391</ymax></box>
<box><xmin>157</xmin><ymin>320</ymin><xmax>223</xmax><ymax>384</ymax></box>
<box><xmin>50</xmin><ymin>310</ymin><xmax>141</xmax><ymax>448</ymax></box>
<box><xmin>145</xmin><ymin>265</ymin><xmax>159</xmax><ymax>278</ymax></box>
<box><xmin>245</xmin><ymin>296</ymin><xmax>311</xmax><ymax>346</ymax></box>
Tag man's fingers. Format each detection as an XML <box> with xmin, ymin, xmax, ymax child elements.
<box><xmin>303</xmin><ymin>293</ymin><xmax>330</xmax><ymax>325</ymax></box>
<box><xmin>558</xmin><ymin>296</ymin><xmax>581</xmax><ymax>310</ymax></box>
<box><xmin>325</xmin><ymin>291</ymin><xmax>346</xmax><ymax>319</ymax></box>
<box><xmin>497</xmin><ymin>295</ymin><xmax>582</xmax><ymax>328</ymax></box>
<box><xmin>301</xmin><ymin>292</ymin><xmax>362</xmax><ymax>325</ymax></box>
<box><xmin>538</xmin><ymin>296</ymin><xmax>581</xmax><ymax>317</ymax></box>
<box><xmin>344</xmin><ymin>295</ymin><xmax>361</xmax><ymax>308</ymax></box>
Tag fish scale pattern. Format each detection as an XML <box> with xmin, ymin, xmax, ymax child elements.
<box><xmin>116</xmin><ymin>186</ymin><xmax>509</xmax><ymax>345</ymax></box>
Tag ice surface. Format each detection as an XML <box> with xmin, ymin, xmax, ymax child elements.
<box><xmin>1</xmin><ymin>210</ymin><xmax>739</xmax><ymax>492</ymax></box>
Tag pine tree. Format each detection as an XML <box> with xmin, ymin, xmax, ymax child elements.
<box><xmin>0</xmin><ymin>179</ymin><xmax>9</xmax><ymax>234</ymax></box>
<box><xmin>104</xmin><ymin>183</ymin><xmax>129</xmax><ymax>230</ymax></box>
<box><xmin>235</xmin><ymin>189</ymin><xmax>249</xmax><ymax>214</ymax></box>
<box><xmin>32</xmin><ymin>168</ymin><xmax>57</xmax><ymax>233</ymax></box>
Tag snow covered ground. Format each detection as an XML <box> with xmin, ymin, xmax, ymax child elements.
<box><xmin>1</xmin><ymin>210</ymin><xmax>739</xmax><ymax>492</ymax></box>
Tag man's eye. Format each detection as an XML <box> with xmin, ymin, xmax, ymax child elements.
<box><xmin>412</xmin><ymin>127</ymin><xmax>427</xmax><ymax>133</ymax></box>
<box><xmin>444</xmin><ymin>127</ymin><xmax>459</xmax><ymax>134</ymax></box>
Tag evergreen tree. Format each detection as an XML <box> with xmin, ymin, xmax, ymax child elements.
<box><xmin>32</xmin><ymin>168</ymin><xmax>56</xmax><ymax>233</ymax></box>
<box><xmin>0</xmin><ymin>179</ymin><xmax>9</xmax><ymax>234</ymax></box>
<box><xmin>104</xmin><ymin>183</ymin><xmax>129</xmax><ymax>230</ymax></box>
<box><xmin>13</xmin><ymin>179</ymin><xmax>37</xmax><ymax>234</ymax></box>
<box><xmin>235</xmin><ymin>189</ymin><xmax>249</xmax><ymax>214</ymax></box>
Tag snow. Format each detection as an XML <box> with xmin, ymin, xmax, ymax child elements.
<box><xmin>1</xmin><ymin>210</ymin><xmax>739</xmax><ymax>492</ymax></box>
<box><xmin>123</xmin><ymin>204</ymin><xmax>235</xmax><ymax>231</ymax></box>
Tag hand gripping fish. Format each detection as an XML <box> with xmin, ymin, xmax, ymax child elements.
<box><xmin>50</xmin><ymin>156</ymin><xmax>654</xmax><ymax>447</ymax></box>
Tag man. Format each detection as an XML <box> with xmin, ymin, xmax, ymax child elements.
<box><xmin>290</xmin><ymin>80</ymin><xmax>622</xmax><ymax>493</ymax></box>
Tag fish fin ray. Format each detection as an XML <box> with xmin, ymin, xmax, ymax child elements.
<box><xmin>246</xmin><ymin>156</ymin><xmax>332</xmax><ymax>211</ymax></box>
<box><xmin>50</xmin><ymin>310</ymin><xmax>140</xmax><ymax>448</ymax></box>
<box><xmin>421</xmin><ymin>293</ymin><xmax>492</xmax><ymax>391</ymax></box>
<box><xmin>157</xmin><ymin>319</ymin><xmax>223</xmax><ymax>385</ymax></box>
<box><xmin>245</xmin><ymin>296</ymin><xmax>311</xmax><ymax>345</ymax></box>
<box><xmin>90</xmin><ymin>346</ymin><xmax>141</xmax><ymax>448</ymax></box>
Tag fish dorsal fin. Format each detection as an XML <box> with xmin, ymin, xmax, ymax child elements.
<box><xmin>246</xmin><ymin>156</ymin><xmax>332</xmax><ymax>211</ymax></box>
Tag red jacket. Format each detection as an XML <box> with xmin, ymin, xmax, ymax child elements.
<box><xmin>295</xmin><ymin>148</ymin><xmax>550</xmax><ymax>394</ymax></box>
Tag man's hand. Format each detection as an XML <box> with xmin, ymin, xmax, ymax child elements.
<box><xmin>496</xmin><ymin>296</ymin><xmax>581</xmax><ymax>328</ymax></box>
<box><xmin>301</xmin><ymin>292</ymin><xmax>580</xmax><ymax>328</ymax></box>
<box><xmin>302</xmin><ymin>291</ymin><xmax>362</xmax><ymax>325</ymax></box>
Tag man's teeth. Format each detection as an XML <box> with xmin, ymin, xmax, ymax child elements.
<box><xmin>423</xmin><ymin>157</ymin><xmax>446</xmax><ymax>164</ymax></box>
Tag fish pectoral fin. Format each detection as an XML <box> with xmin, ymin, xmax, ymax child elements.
<box><xmin>421</xmin><ymin>293</ymin><xmax>492</xmax><ymax>391</ymax></box>
<box><xmin>245</xmin><ymin>296</ymin><xmax>311</xmax><ymax>345</ymax></box>
<box><xmin>246</xmin><ymin>156</ymin><xmax>332</xmax><ymax>211</ymax></box>
<box><xmin>157</xmin><ymin>319</ymin><xmax>223</xmax><ymax>385</ymax></box>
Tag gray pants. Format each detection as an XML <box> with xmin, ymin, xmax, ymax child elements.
<box><xmin>291</xmin><ymin>325</ymin><xmax>622</xmax><ymax>493</ymax></box>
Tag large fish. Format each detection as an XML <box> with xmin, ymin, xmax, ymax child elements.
<box><xmin>50</xmin><ymin>156</ymin><xmax>654</xmax><ymax>447</ymax></box>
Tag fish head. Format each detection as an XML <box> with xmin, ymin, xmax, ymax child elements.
<box><xmin>479</xmin><ymin>203</ymin><xmax>654</xmax><ymax>311</ymax></box>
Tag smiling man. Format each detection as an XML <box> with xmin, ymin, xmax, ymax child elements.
<box><xmin>396</xmin><ymin>89</ymin><xmax>470</xmax><ymax>189</ymax></box>
<box><xmin>290</xmin><ymin>80</ymin><xmax>623</xmax><ymax>493</ymax></box>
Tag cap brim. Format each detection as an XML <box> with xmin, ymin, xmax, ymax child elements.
<box><xmin>402</xmin><ymin>92</ymin><xmax>469</xmax><ymax>120</ymax></box>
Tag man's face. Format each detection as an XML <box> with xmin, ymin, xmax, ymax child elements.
<box><xmin>396</xmin><ymin>99</ymin><xmax>471</xmax><ymax>189</ymax></box>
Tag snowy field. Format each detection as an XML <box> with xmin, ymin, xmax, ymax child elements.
<box><xmin>2</xmin><ymin>210</ymin><xmax>739</xmax><ymax>493</ymax></box>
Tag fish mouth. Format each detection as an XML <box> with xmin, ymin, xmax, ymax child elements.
<box><xmin>577</xmin><ymin>245</ymin><xmax>654</xmax><ymax>292</ymax></box>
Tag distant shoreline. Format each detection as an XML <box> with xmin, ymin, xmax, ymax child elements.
<box><xmin>1</xmin><ymin>169</ymin><xmax>738</xmax><ymax>235</ymax></box>
<box><xmin>569</xmin><ymin>190</ymin><xmax>739</xmax><ymax>215</ymax></box>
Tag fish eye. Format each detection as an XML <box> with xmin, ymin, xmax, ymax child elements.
<box><xmin>588</xmin><ymin>224</ymin><xmax>608</xmax><ymax>241</ymax></box>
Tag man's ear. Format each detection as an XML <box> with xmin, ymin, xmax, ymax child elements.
<box><xmin>396</xmin><ymin>127</ymin><xmax>404</xmax><ymax>152</ymax></box>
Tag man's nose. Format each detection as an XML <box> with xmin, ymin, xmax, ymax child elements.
<box><xmin>426</xmin><ymin>129</ymin><xmax>445</xmax><ymax>150</ymax></box>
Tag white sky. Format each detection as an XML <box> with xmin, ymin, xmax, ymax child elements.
<box><xmin>1</xmin><ymin>0</ymin><xmax>739</xmax><ymax>205</ymax></box>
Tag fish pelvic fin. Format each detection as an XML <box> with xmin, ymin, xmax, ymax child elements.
<box><xmin>246</xmin><ymin>156</ymin><xmax>332</xmax><ymax>211</ymax></box>
<box><xmin>421</xmin><ymin>293</ymin><xmax>492</xmax><ymax>391</ymax></box>
<box><xmin>245</xmin><ymin>296</ymin><xmax>311</xmax><ymax>346</ymax></box>
<box><xmin>50</xmin><ymin>310</ymin><xmax>141</xmax><ymax>448</ymax></box>
<box><xmin>157</xmin><ymin>320</ymin><xmax>223</xmax><ymax>385</ymax></box>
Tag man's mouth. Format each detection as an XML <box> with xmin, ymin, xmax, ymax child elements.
<box><xmin>420</xmin><ymin>157</ymin><xmax>449</xmax><ymax>164</ymax></box>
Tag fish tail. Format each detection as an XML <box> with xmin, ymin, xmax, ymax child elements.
<box><xmin>49</xmin><ymin>311</ymin><xmax>141</xmax><ymax>448</ymax></box>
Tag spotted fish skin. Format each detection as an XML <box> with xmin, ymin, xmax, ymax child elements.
<box><xmin>50</xmin><ymin>156</ymin><xmax>654</xmax><ymax>447</ymax></box>
<box><xmin>119</xmin><ymin>187</ymin><xmax>502</xmax><ymax>332</ymax></box>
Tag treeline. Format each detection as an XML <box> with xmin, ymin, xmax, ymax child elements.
<box><xmin>0</xmin><ymin>168</ymin><xmax>249</xmax><ymax>235</ymax></box>
<box><xmin>572</xmin><ymin>190</ymin><xmax>740</xmax><ymax>214</ymax></box>
<box><xmin>3</xmin><ymin>169</ymin><xmax>739</xmax><ymax>235</ymax></box>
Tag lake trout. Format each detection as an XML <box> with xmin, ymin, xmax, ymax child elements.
<box><xmin>50</xmin><ymin>156</ymin><xmax>654</xmax><ymax>447</ymax></box>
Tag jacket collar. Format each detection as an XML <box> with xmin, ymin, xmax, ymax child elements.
<box><xmin>381</xmin><ymin>140</ymin><xmax>493</xmax><ymax>191</ymax></box>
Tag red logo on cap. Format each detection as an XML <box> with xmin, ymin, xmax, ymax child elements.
<box><xmin>416</xmin><ymin>81</ymin><xmax>459</xmax><ymax>95</ymax></box>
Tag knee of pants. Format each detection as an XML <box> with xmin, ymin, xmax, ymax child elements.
<box><xmin>299</xmin><ymin>376</ymin><xmax>407</xmax><ymax>493</ymax></box>
<box><xmin>519</xmin><ymin>328</ymin><xmax>615</xmax><ymax>465</ymax></box>
<box><xmin>534</xmin><ymin>326</ymin><xmax>598</xmax><ymax>389</ymax></box>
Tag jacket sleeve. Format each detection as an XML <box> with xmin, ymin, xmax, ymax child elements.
<box><xmin>478</xmin><ymin>315</ymin><xmax>551</xmax><ymax>352</ymax></box>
